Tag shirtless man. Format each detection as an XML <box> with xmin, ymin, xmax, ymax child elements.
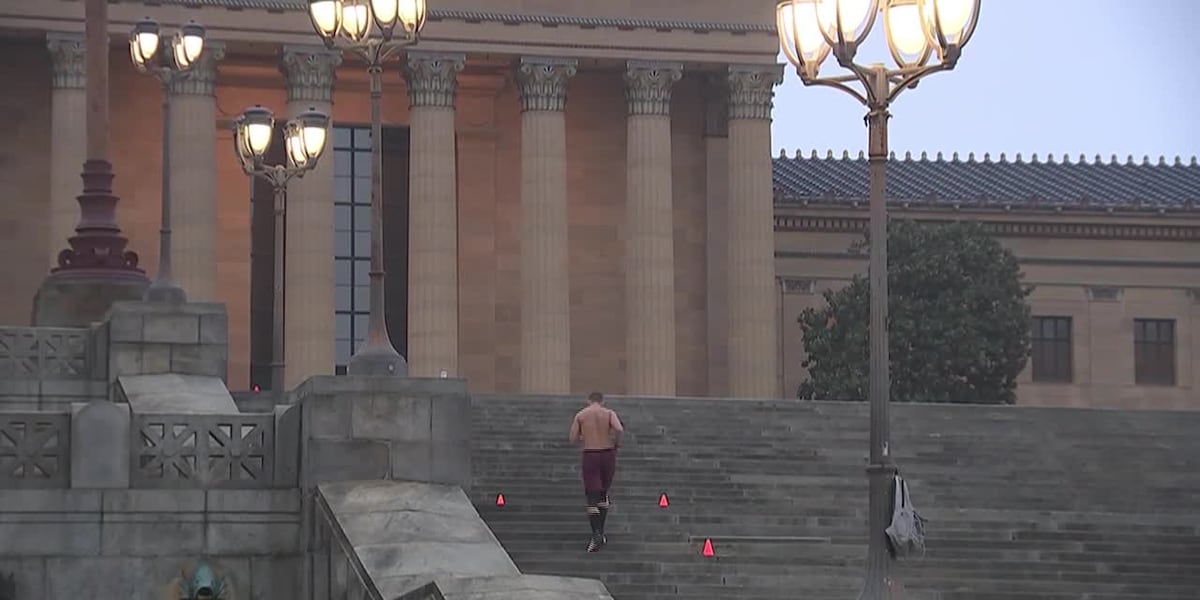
<box><xmin>569</xmin><ymin>391</ymin><xmax>624</xmax><ymax>552</ymax></box>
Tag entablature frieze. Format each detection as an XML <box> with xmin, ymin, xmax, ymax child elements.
<box><xmin>0</xmin><ymin>2</ymin><xmax>779</xmax><ymax>67</ymax></box>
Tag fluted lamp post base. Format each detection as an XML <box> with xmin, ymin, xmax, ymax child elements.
<box><xmin>346</xmin><ymin>342</ymin><xmax>408</xmax><ymax>376</ymax></box>
<box><xmin>143</xmin><ymin>279</ymin><xmax>187</xmax><ymax>304</ymax></box>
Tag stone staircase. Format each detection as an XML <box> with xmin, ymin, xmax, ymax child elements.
<box><xmin>470</xmin><ymin>395</ymin><xmax>1200</xmax><ymax>600</ymax></box>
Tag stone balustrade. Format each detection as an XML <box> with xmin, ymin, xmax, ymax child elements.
<box><xmin>0</xmin><ymin>326</ymin><xmax>91</xmax><ymax>380</ymax></box>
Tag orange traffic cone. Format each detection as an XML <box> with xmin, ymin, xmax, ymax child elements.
<box><xmin>701</xmin><ymin>538</ymin><xmax>715</xmax><ymax>557</ymax></box>
<box><xmin>495</xmin><ymin>493</ymin><xmax>506</xmax><ymax>507</ymax></box>
<box><xmin>659</xmin><ymin>494</ymin><xmax>669</xmax><ymax>508</ymax></box>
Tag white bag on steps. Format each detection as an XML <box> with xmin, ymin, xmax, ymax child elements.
<box><xmin>885</xmin><ymin>474</ymin><xmax>927</xmax><ymax>559</ymax></box>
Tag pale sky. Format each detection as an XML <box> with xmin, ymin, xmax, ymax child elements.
<box><xmin>771</xmin><ymin>0</ymin><xmax>1200</xmax><ymax>163</ymax></box>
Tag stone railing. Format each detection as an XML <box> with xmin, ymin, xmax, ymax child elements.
<box><xmin>313</xmin><ymin>489</ymin><xmax>384</xmax><ymax>599</ymax></box>
<box><xmin>0</xmin><ymin>326</ymin><xmax>90</xmax><ymax>380</ymax></box>
<box><xmin>0</xmin><ymin>411</ymin><xmax>71</xmax><ymax>488</ymax></box>
<box><xmin>131</xmin><ymin>413</ymin><xmax>275</xmax><ymax>489</ymax></box>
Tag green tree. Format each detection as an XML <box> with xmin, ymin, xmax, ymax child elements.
<box><xmin>797</xmin><ymin>219</ymin><xmax>1032</xmax><ymax>404</ymax></box>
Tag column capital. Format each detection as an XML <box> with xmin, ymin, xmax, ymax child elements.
<box><xmin>46</xmin><ymin>32</ymin><xmax>86</xmax><ymax>90</ymax></box>
<box><xmin>515</xmin><ymin>57</ymin><xmax>578</xmax><ymax>113</ymax></box>
<box><xmin>403</xmin><ymin>51</ymin><xmax>465</xmax><ymax>108</ymax></box>
<box><xmin>624</xmin><ymin>61</ymin><xmax>683</xmax><ymax>116</ymax></box>
<box><xmin>168</xmin><ymin>42</ymin><xmax>226</xmax><ymax>96</ymax></box>
<box><xmin>726</xmin><ymin>63</ymin><xmax>784</xmax><ymax>121</ymax></box>
<box><xmin>280</xmin><ymin>45</ymin><xmax>343</xmax><ymax>104</ymax></box>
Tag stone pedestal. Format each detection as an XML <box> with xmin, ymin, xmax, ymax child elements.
<box><xmin>295</xmin><ymin>376</ymin><xmax>472</xmax><ymax>491</ymax></box>
<box><xmin>32</xmin><ymin>275</ymin><xmax>149</xmax><ymax>328</ymax></box>
<box><xmin>94</xmin><ymin>301</ymin><xmax>229</xmax><ymax>384</ymax></box>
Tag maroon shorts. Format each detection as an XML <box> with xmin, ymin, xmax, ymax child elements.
<box><xmin>581</xmin><ymin>448</ymin><xmax>617</xmax><ymax>493</ymax></box>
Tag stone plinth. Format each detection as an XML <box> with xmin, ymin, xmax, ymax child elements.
<box><xmin>32</xmin><ymin>275</ymin><xmax>149</xmax><ymax>329</ymax></box>
<box><xmin>296</xmin><ymin>376</ymin><xmax>472</xmax><ymax>491</ymax></box>
<box><xmin>115</xmin><ymin>373</ymin><xmax>238</xmax><ymax>414</ymax></box>
<box><xmin>95</xmin><ymin>301</ymin><xmax>229</xmax><ymax>384</ymax></box>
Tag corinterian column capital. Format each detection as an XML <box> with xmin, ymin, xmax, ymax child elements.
<box><xmin>280</xmin><ymin>45</ymin><xmax>343</xmax><ymax>104</ymax></box>
<box><xmin>403</xmin><ymin>51</ymin><xmax>465</xmax><ymax>108</ymax></box>
<box><xmin>46</xmin><ymin>32</ymin><xmax>85</xmax><ymax>90</ymax></box>
<box><xmin>168</xmin><ymin>42</ymin><xmax>226</xmax><ymax>96</ymax></box>
<box><xmin>515</xmin><ymin>57</ymin><xmax>578</xmax><ymax>113</ymax></box>
<box><xmin>624</xmin><ymin>61</ymin><xmax>683</xmax><ymax>117</ymax></box>
<box><xmin>726</xmin><ymin>63</ymin><xmax>784</xmax><ymax>121</ymax></box>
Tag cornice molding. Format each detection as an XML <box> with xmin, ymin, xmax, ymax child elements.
<box><xmin>774</xmin><ymin>214</ymin><xmax>1200</xmax><ymax>242</ymax></box>
<box><xmin>145</xmin><ymin>1</ymin><xmax>777</xmax><ymax>35</ymax></box>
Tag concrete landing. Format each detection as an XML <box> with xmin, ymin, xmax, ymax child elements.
<box><xmin>318</xmin><ymin>480</ymin><xmax>612</xmax><ymax>600</ymax></box>
<box><xmin>115</xmin><ymin>373</ymin><xmax>238</xmax><ymax>413</ymax></box>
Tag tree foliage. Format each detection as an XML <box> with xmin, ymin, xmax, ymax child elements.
<box><xmin>797</xmin><ymin>220</ymin><xmax>1032</xmax><ymax>404</ymax></box>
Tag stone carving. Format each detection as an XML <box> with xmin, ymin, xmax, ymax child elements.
<box><xmin>168</xmin><ymin>42</ymin><xmax>226</xmax><ymax>96</ymax></box>
<box><xmin>1087</xmin><ymin>286</ymin><xmax>1122</xmax><ymax>302</ymax></box>
<box><xmin>779</xmin><ymin>277</ymin><xmax>816</xmax><ymax>295</ymax></box>
<box><xmin>178</xmin><ymin>560</ymin><xmax>227</xmax><ymax>600</ymax></box>
<box><xmin>280</xmin><ymin>46</ymin><xmax>343</xmax><ymax>104</ymax></box>
<box><xmin>515</xmin><ymin>57</ymin><xmax>578</xmax><ymax>112</ymax></box>
<box><xmin>0</xmin><ymin>413</ymin><xmax>70</xmax><ymax>488</ymax></box>
<box><xmin>403</xmin><ymin>52</ymin><xmax>465</xmax><ymax>108</ymax></box>
<box><xmin>624</xmin><ymin>61</ymin><xmax>683</xmax><ymax>116</ymax></box>
<box><xmin>47</xmin><ymin>33</ymin><xmax>85</xmax><ymax>90</ymax></box>
<box><xmin>726</xmin><ymin>64</ymin><xmax>784</xmax><ymax>121</ymax></box>
<box><xmin>132</xmin><ymin>414</ymin><xmax>273</xmax><ymax>488</ymax></box>
<box><xmin>0</xmin><ymin>327</ymin><xmax>88</xmax><ymax>379</ymax></box>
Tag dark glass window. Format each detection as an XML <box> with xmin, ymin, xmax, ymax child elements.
<box><xmin>1134</xmin><ymin>319</ymin><xmax>1176</xmax><ymax>386</ymax></box>
<box><xmin>333</xmin><ymin>126</ymin><xmax>374</xmax><ymax>373</ymax></box>
<box><xmin>1031</xmin><ymin>316</ymin><xmax>1072</xmax><ymax>383</ymax></box>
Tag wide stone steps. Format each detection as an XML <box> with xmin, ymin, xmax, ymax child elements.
<box><xmin>470</xmin><ymin>395</ymin><xmax>1200</xmax><ymax>600</ymax></box>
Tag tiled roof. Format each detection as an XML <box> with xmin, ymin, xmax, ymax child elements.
<box><xmin>145</xmin><ymin>0</ymin><xmax>774</xmax><ymax>33</ymax></box>
<box><xmin>773</xmin><ymin>150</ymin><xmax>1200</xmax><ymax>212</ymax></box>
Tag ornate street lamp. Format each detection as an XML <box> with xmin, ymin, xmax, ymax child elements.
<box><xmin>234</xmin><ymin>104</ymin><xmax>331</xmax><ymax>403</ymax></box>
<box><xmin>233</xmin><ymin>104</ymin><xmax>331</xmax><ymax>404</ymax></box>
<box><xmin>776</xmin><ymin>0</ymin><xmax>980</xmax><ymax>597</ymax></box>
<box><xmin>308</xmin><ymin>0</ymin><xmax>427</xmax><ymax>376</ymax></box>
<box><xmin>130</xmin><ymin>17</ymin><xmax>207</xmax><ymax>303</ymax></box>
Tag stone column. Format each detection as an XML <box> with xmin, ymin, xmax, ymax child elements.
<box><xmin>166</xmin><ymin>43</ymin><xmax>225</xmax><ymax>300</ymax></box>
<box><xmin>280</xmin><ymin>47</ymin><xmax>342</xmax><ymax>388</ymax></box>
<box><xmin>403</xmin><ymin>52</ymin><xmax>465</xmax><ymax>378</ymax></box>
<box><xmin>46</xmin><ymin>33</ymin><xmax>87</xmax><ymax>269</ymax></box>
<box><xmin>515</xmin><ymin>57</ymin><xmax>577</xmax><ymax>394</ymax></box>
<box><xmin>726</xmin><ymin>64</ymin><xmax>783</xmax><ymax>399</ymax></box>
<box><xmin>623</xmin><ymin>61</ymin><xmax>682</xmax><ymax>396</ymax></box>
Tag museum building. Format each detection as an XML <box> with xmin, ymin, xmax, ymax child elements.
<box><xmin>0</xmin><ymin>0</ymin><xmax>1196</xmax><ymax>410</ymax></box>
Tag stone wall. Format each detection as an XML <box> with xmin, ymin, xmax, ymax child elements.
<box><xmin>0</xmin><ymin>489</ymin><xmax>301</xmax><ymax>599</ymax></box>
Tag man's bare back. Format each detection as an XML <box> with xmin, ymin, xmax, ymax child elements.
<box><xmin>570</xmin><ymin>402</ymin><xmax>624</xmax><ymax>450</ymax></box>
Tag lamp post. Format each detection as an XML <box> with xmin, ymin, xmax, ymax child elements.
<box><xmin>130</xmin><ymin>17</ymin><xmax>207</xmax><ymax>304</ymax></box>
<box><xmin>775</xmin><ymin>0</ymin><xmax>980</xmax><ymax>597</ymax></box>
<box><xmin>307</xmin><ymin>0</ymin><xmax>427</xmax><ymax>376</ymax></box>
<box><xmin>233</xmin><ymin>104</ymin><xmax>331</xmax><ymax>405</ymax></box>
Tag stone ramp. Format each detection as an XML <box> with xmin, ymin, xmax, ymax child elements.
<box><xmin>317</xmin><ymin>480</ymin><xmax>612</xmax><ymax>600</ymax></box>
<box><xmin>115</xmin><ymin>373</ymin><xmax>238</xmax><ymax>413</ymax></box>
<box><xmin>471</xmin><ymin>395</ymin><xmax>1200</xmax><ymax>600</ymax></box>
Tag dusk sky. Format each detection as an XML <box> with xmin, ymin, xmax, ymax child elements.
<box><xmin>771</xmin><ymin>0</ymin><xmax>1200</xmax><ymax>164</ymax></box>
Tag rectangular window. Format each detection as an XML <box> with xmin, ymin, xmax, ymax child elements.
<box><xmin>1134</xmin><ymin>319</ymin><xmax>1176</xmax><ymax>386</ymax></box>
<box><xmin>1031</xmin><ymin>316</ymin><xmax>1072</xmax><ymax>383</ymax></box>
<box><xmin>333</xmin><ymin>125</ymin><xmax>373</xmax><ymax>373</ymax></box>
